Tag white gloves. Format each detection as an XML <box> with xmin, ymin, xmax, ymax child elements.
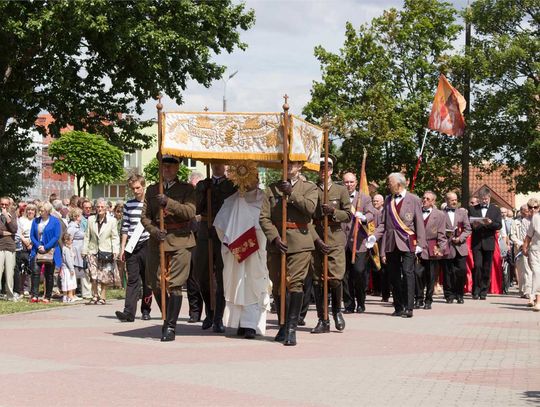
<box><xmin>355</xmin><ymin>211</ymin><xmax>367</xmax><ymax>222</ymax></box>
<box><xmin>365</xmin><ymin>235</ymin><xmax>376</xmax><ymax>249</ymax></box>
<box><xmin>415</xmin><ymin>246</ymin><xmax>423</xmax><ymax>255</ymax></box>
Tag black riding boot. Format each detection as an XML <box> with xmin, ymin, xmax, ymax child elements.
<box><xmin>273</xmin><ymin>295</ymin><xmax>286</xmax><ymax>342</ymax></box>
<box><xmin>213</xmin><ymin>294</ymin><xmax>226</xmax><ymax>333</ymax></box>
<box><xmin>311</xmin><ymin>285</ymin><xmax>330</xmax><ymax>334</ymax></box>
<box><xmin>153</xmin><ymin>290</ymin><xmax>168</xmax><ymax>336</ymax></box>
<box><xmin>284</xmin><ymin>291</ymin><xmax>303</xmax><ymax>346</ymax></box>
<box><xmin>161</xmin><ymin>293</ymin><xmax>182</xmax><ymax>342</ymax></box>
<box><xmin>331</xmin><ymin>284</ymin><xmax>346</xmax><ymax>331</ymax></box>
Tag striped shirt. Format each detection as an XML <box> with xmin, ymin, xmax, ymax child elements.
<box><xmin>121</xmin><ymin>199</ymin><xmax>149</xmax><ymax>243</ymax></box>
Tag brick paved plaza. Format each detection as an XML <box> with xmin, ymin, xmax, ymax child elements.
<box><xmin>1</xmin><ymin>292</ymin><xmax>539</xmax><ymax>407</ymax></box>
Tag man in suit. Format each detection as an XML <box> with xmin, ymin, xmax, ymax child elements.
<box><xmin>260</xmin><ymin>160</ymin><xmax>318</xmax><ymax>346</ymax></box>
<box><xmin>141</xmin><ymin>155</ymin><xmax>197</xmax><ymax>342</ymax></box>
<box><xmin>342</xmin><ymin>176</ymin><xmax>377</xmax><ymax>314</ymax></box>
<box><xmin>468</xmin><ymin>187</ymin><xmax>502</xmax><ymax>299</ymax></box>
<box><xmin>368</xmin><ymin>172</ymin><xmax>426</xmax><ymax>318</ymax></box>
<box><xmin>371</xmin><ymin>194</ymin><xmax>390</xmax><ymax>302</ymax></box>
<box><xmin>441</xmin><ymin>192</ymin><xmax>472</xmax><ymax>304</ymax></box>
<box><xmin>310</xmin><ymin>158</ymin><xmax>352</xmax><ymax>333</ymax></box>
<box><xmin>415</xmin><ymin>191</ymin><xmax>447</xmax><ymax>310</ymax></box>
<box><xmin>194</xmin><ymin>163</ymin><xmax>237</xmax><ymax>333</ymax></box>
<box><xmin>341</xmin><ymin>172</ymin><xmax>358</xmax><ymax>313</ymax></box>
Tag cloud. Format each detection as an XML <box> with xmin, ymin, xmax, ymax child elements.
<box><xmin>141</xmin><ymin>0</ymin><xmax>468</xmax><ymax>119</ymax></box>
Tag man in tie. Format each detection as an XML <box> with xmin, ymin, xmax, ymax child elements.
<box><xmin>342</xmin><ymin>173</ymin><xmax>376</xmax><ymax>314</ymax></box>
<box><xmin>468</xmin><ymin>187</ymin><xmax>502</xmax><ymax>299</ymax></box>
<box><xmin>260</xmin><ymin>160</ymin><xmax>318</xmax><ymax>346</ymax></box>
<box><xmin>415</xmin><ymin>191</ymin><xmax>447</xmax><ymax>309</ymax></box>
<box><xmin>441</xmin><ymin>192</ymin><xmax>471</xmax><ymax>304</ymax></box>
<box><xmin>310</xmin><ymin>158</ymin><xmax>352</xmax><ymax>333</ymax></box>
<box><xmin>367</xmin><ymin>172</ymin><xmax>426</xmax><ymax>318</ymax></box>
<box><xmin>370</xmin><ymin>194</ymin><xmax>390</xmax><ymax>302</ymax></box>
<box><xmin>194</xmin><ymin>163</ymin><xmax>237</xmax><ymax>333</ymax></box>
<box><xmin>341</xmin><ymin>172</ymin><xmax>358</xmax><ymax>313</ymax></box>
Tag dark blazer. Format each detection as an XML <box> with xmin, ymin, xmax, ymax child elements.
<box><xmin>30</xmin><ymin>216</ymin><xmax>62</xmax><ymax>268</ymax></box>
<box><xmin>374</xmin><ymin>191</ymin><xmax>426</xmax><ymax>253</ymax></box>
<box><xmin>468</xmin><ymin>203</ymin><xmax>502</xmax><ymax>251</ymax></box>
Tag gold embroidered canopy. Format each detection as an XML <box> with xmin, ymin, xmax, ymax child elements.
<box><xmin>160</xmin><ymin>111</ymin><xmax>323</xmax><ymax>171</ymax></box>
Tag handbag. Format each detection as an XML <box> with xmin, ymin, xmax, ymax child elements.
<box><xmin>36</xmin><ymin>247</ymin><xmax>55</xmax><ymax>264</ymax></box>
<box><xmin>96</xmin><ymin>221</ymin><xmax>114</xmax><ymax>263</ymax></box>
<box><xmin>97</xmin><ymin>250</ymin><xmax>114</xmax><ymax>262</ymax></box>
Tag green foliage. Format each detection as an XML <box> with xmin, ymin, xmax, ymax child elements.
<box><xmin>0</xmin><ymin>0</ymin><xmax>254</xmax><ymax>193</ymax></box>
<box><xmin>48</xmin><ymin>131</ymin><xmax>124</xmax><ymax>196</ymax></box>
<box><xmin>304</xmin><ymin>0</ymin><xmax>462</xmax><ymax>197</ymax></box>
<box><xmin>0</xmin><ymin>127</ymin><xmax>38</xmax><ymax>198</ymax></box>
<box><xmin>143</xmin><ymin>158</ymin><xmax>190</xmax><ymax>184</ymax></box>
<box><xmin>465</xmin><ymin>0</ymin><xmax>539</xmax><ymax>193</ymax></box>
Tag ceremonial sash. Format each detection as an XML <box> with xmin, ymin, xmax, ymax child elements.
<box><xmin>387</xmin><ymin>197</ymin><xmax>417</xmax><ymax>251</ymax></box>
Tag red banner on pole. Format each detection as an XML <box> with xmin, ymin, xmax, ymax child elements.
<box><xmin>428</xmin><ymin>74</ymin><xmax>466</xmax><ymax>136</ymax></box>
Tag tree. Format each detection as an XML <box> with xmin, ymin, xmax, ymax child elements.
<box><xmin>48</xmin><ymin>131</ymin><xmax>124</xmax><ymax>196</ymax></box>
<box><xmin>303</xmin><ymin>0</ymin><xmax>462</xmax><ymax>198</ymax></box>
<box><xmin>0</xmin><ymin>0</ymin><xmax>254</xmax><ymax>195</ymax></box>
<box><xmin>143</xmin><ymin>158</ymin><xmax>190</xmax><ymax>184</ymax></box>
<box><xmin>0</xmin><ymin>127</ymin><xmax>38</xmax><ymax>199</ymax></box>
<box><xmin>466</xmin><ymin>0</ymin><xmax>539</xmax><ymax>193</ymax></box>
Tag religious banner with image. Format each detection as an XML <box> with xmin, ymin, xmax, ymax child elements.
<box><xmin>161</xmin><ymin>112</ymin><xmax>323</xmax><ymax>171</ymax></box>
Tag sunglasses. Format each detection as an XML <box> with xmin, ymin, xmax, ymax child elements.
<box><xmin>528</xmin><ymin>205</ymin><xmax>539</xmax><ymax>210</ymax></box>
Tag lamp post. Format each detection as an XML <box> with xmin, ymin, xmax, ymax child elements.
<box><xmin>222</xmin><ymin>70</ymin><xmax>238</xmax><ymax>112</ymax></box>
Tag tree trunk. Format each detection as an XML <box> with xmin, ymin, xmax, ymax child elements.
<box><xmin>0</xmin><ymin>117</ymin><xmax>7</xmax><ymax>142</ymax></box>
<box><xmin>76</xmin><ymin>175</ymin><xmax>82</xmax><ymax>196</ymax></box>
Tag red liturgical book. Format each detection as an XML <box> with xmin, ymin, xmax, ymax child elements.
<box><xmin>227</xmin><ymin>227</ymin><xmax>259</xmax><ymax>263</ymax></box>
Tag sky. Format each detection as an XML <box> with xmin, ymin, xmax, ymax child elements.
<box><xmin>141</xmin><ymin>0</ymin><xmax>469</xmax><ymax>119</ymax></box>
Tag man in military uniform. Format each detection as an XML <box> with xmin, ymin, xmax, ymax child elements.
<box><xmin>260</xmin><ymin>160</ymin><xmax>318</xmax><ymax>346</ymax></box>
<box><xmin>141</xmin><ymin>155</ymin><xmax>196</xmax><ymax>342</ymax></box>
<box><xmin>194</xmin><ymin>163</ymin><xmax>237</xmax><ymax>333</ymax></box>
<box><xmin>310</xmin><ymin>157</ymin><xmax>352</xmax><ymax>333</ymax></box>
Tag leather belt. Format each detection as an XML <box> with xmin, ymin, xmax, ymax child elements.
<box><xmin>315</xmin><ymin>219</ymin><xmax>341</xmax><ymax>227</ymax></box>
<box><xmin>165</xmin><ymin>222</ymin><xmax>190</xmax><ymax>231</ymax></box>
<box><xmin>286</xmin><ymin>222</ymin><xmax>309</xmax><ymax>229</ymax></box>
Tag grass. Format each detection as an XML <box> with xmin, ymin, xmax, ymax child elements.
<box><xmin>0</xmin><ymin>287</ymin><xmax>126</xmax><ymax>315</ymax></box>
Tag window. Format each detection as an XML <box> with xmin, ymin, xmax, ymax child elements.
<box><xmin>182</xmin><ymin>158</ymin><xmax>197</xmax><ymax>168</ymax></box>
<box><xmin>94</xmin><ymin>184</ymin><xmax>127</xmax><ymax>199</ymax></box>
<box><xmin>124</xmin><ymin>152</ymin><xmax>139</xmax><ymax>169</ymax></box>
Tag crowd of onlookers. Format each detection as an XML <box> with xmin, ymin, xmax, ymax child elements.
<box><xmin>0</xmin><ymin>193</ymin><xmax>124</xmax><ymax>304</ymax></box>
<box><xmin>0</xmin><ymin>190</ymin><xmax>539</xmax><ymax>312</ymax></box>
<box><xmin>500</xmin><ymin>198</ymin><xmax>540</xmax><ymax>308</ymax></box>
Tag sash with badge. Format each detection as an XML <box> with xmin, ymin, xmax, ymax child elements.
<box><xmin>387</xmin><ymin>197</ymin><xmax>417</xmax><ymax>252</ymax></box>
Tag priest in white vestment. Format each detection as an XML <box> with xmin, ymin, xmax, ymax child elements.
<box><xmin>214</xmin><ymin>182</ymin><xmax>270</xmax><ymax>339</ymax></box>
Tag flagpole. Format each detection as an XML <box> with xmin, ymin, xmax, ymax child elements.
<box><xmin>410</xmin><ymin>128</ymin><xmax>428</xmax><ymax>192</ymax></box>
<box><xmin>156</xmin><ymin>96</ymin><xmax>167</xmax><ymax>320</ymax></box>
<box><xmin>461</xmin><ymin>1</ymin><xmax>472</xmax><ymax>207</ymax></box>
<box><xmin>322</xmin><ymin>122</ymin><xmax>329</xmax><ymax>322</ymax></box>
<box><xmin>351</xmin><ymin>148</ymin><xmax>367</xmax><ymax>264</ymax></box>
<box><xmin>280</xmin><ymin>95</ymin><xmax>290</xmax><ymax>326</ymax></box>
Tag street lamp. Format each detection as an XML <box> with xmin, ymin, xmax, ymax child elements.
<box><xmin>222</xmin><ymin>70</ymin><xmax>238</xmax><ymax>112</ymax></box>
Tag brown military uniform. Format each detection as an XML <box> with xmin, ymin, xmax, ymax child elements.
<box><xmin>311</xmin><ymin>182</ymin><xmax>352</xmax><ymax>287</ymax></box>
<box><xmin>141</xmin><ymin>180</ymin><xmax>196</xmax><ymax>294</ymax></box>
<box><xmin>260</xmin><ymin>179</ymin><xmax>318</xmax><ymax>296</ymax></box>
